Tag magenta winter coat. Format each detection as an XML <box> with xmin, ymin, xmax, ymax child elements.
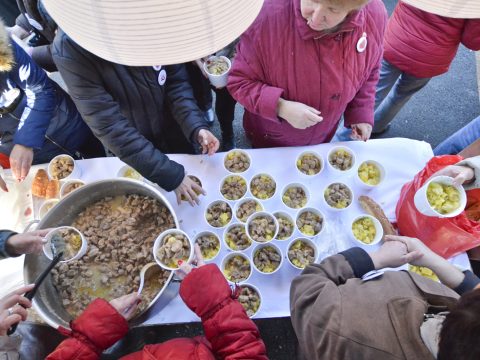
<box><xmin>227</xmin><ymin>0</ymin><xmax>387</xmax><ymax>148</ymax></box>
<box><xmin>384</xmin><ymin>1</ymin><xmax>480</xmax><ymax>78</ymax></box>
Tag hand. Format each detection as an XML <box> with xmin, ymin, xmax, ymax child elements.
<box><xmin>369</xmin><ymin>239</ymin><xmax>423</xmax><ymax>269</ymax></box>
<box><xmin>0</xmin><ymin>174</ymin><xmax>7</xmax><ymax>192</ymax></box>
<box><xmin>0</xmin><ymin>284</ymin><xmax>34</xmax><ymax>336</ymax></box>
<box><xmin>383</xmin><ymin>235</ymin><xmax>439</xmax><ymax>268</ymax></box>
<box><xmin>109</xmin><ymin>293</ymin><xmax>142</xmax><ymax>321</ymax></box>
<box><xmin>350</xmin><ymin>123</ymin><xmax>372</xmax><ymax>141</ymax></box>
<box><xmin>197</xmin><ymin>129</ymin><xmax>219</xmax><ymax>156</ymax></box>
<box><xmin>174</xmin><ymin>175</ymin><xmax>206</xmax><ymax>206</ymax></box>
<box><xmin>277</xmin><ymin>99</ymin><xmax>323</xmax><ymax>130</ymax></box>
<box><xmin>10</xmin><ymin>144</ymin><xmax>33</xmax><ymax>182</ymax></box>
<box><xmin>431</xmin><ymin>165</ymin><xmax>475</xmax><ymax>186</ymax></box>
<box><xmin>175</xmin><ymin>244</ymin><xmax>205</xmax><ymax>280</ymax></box>
<box><xmin>5</xmin><ymin>229</ymin><xmax>50</xmax><ymax>256</ymax></box>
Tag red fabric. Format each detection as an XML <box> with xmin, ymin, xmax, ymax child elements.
<box><xmin>227</xmin><ymin>0</ymin><xmax>387</xmax><ymax>148</ymax></box>
<box><xmin>396</xmin><ymin>155</ymin><xmax>480</xmax><ymax>259</ymax></box>
<box><xmin>384</xmin><ymin>1</ymin><xmax>480</xmax><ymax>78</ymax></box>
<box><xmin>47</xmin><ymin>265</ymin><xmax>267</xmax><ymax>360</ymax></box>
<box><xmin>0</xmin><ymin>153</ymin><xmax>10</xmax><ymax>169</ymax></box>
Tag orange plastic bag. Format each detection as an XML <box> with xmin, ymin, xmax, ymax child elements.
<box><xmin>396</xmin><ymin>155</ymin><xmax>480</xmax><ymax>259</ymax></box>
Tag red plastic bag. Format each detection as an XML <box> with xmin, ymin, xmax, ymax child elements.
<box><xmin>396</xmin><ymin>155</ymin><xmax>480</xmax><ymax>259</ymax></box>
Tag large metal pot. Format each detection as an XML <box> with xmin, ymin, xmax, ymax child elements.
<box><xmin>24</xmin><ymin>178</ymin><xmax>180</xmax><ymax>329</ymax></box>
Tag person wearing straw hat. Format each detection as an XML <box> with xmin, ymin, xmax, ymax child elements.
<box><xmin>41</xmin><ymin>0</ymin><xmax>264</xmax><ymax>206</ymax></box>
<box><xmin>371</xmin><ymin>0</ymin><xmax>480</xmax><ymax>135</ymax></box>
<box><xmin>228</xmin><ymin>0</ymin><xmax>388</xmax><ymax>148</ymax></box>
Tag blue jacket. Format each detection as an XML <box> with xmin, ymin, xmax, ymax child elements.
<box><xmin>0</xmin><ymin>40</ymin><xmax>100</xmax><ymax>163</ymax></box>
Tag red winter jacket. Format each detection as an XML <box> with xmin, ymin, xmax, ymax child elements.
<box><xmin>384</xmin><ymin>1</ymin><xmax>480</xmax><ymax>78</ymax></box>
<box><xmin>227</xmin><ymin>0</ymin><xmax>387</xmax><ymax>148</ymax></box>
<box><xmin>46</xmin><ymin>264</ymin><xmax>268</xmax><ymax>360</ymax></box>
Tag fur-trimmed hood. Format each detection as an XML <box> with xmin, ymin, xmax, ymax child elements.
<box><xmin>0</xmin><ymin>19</ymin><xmax>14</xmax><ymax>72</ymax></box>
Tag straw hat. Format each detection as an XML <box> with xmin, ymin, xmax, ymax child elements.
<box><xmin>43</xmin><ymin>0</ymin><xmax>264</xmax><ymax>66</ymax></box>
<box><xmin>402</xmin><ymin>0</ymin><xmax>480</xmax><ymax>19</ymax></box>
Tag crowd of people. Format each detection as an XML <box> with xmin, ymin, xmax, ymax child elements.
<box><xmin>1</xmin><ymin>0</ymin><xmax>480</xmax><ymax>358</ymax></box>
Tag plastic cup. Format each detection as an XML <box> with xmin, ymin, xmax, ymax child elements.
<box><xmin>223</xmin><ymin>149</ymin><xmax>251</xmax><ymax>173</ymax></box>
<box><xmin>281</xmin><ymin>183</ymin><xmax>310</xmax><ymax>209</ymax></box>
<box><xmin>295</xmin><ymin>151</ymin><xmax>324</xmax><ymax>177</ymax></box>
<box><xmin>38</xmin><ymin>199</ymin><xmax>59</xmax><ymax>219</ymax></box>
<box><xmin>249</xmin><ymin>173</ymin><xmax>277</xmax><ymax>200</ymax></box>
<box><xmin>60</xmin><ymin>179</ymin><xmax>85</xmax><ymax>198</ymax></box>
<box><xmin>350</xmin><ymin>214</ymin><xmax>383</xmax><ymax>246</ymax></box>
<box><xmin>116</xmin><ymin>165</ymin><xmax>144</xmax><ymax>182</ymax></box>
<box><xmin>322</xmin><ymin>182</ymin><xmax>354</xmax><ymax>212</ymax></box>
<box><xmin>246</xmin><ymin>211</ymin><xmax>279</xmax><ymax>244</ymax></box>
<box><xmin>286</xmin><ymin>238</ymin><xmax>319</xmax><ymax>270</ymax></box>
<box><xmin>204</xmin><ymin>200</ymin><xmax>233</xmax><ymax>229</ymax></box>
<box><xmin>234</xmin><ymin>198</ymin><xmax>264</xmax><ymax>223</ymax></box>
<box><xmin>238</xmin><ymin>284</ymin><xmax>262</xmax><ymax>318</ymax></box>
<box><xmin>414</xmin><ymin>175</ymin><xmax>467</xmax><ymax>218</ymax></box>
<box><xmin>327</xmin><ymin>146</ymin><xmax>356</xmax><ymax>173</ymax></box>
<box><xmin>43</xmin><ymin>226</ymin><xmax>87</xmax><ymax>263</ymax></box>
<box><xmin>355</xmin><ymin>160</ymin><xmax>386</xmax><ymax>190</ymax></box>
<box><xmin>273</xmin><ymin>211</ymin><xmax>295</xmax><ymax>241</ymax></box>
<box><xmin>153</xmin><ymin>229</ymin><xmax>194</xmax><ymax>271</ymax></box>
<box><xmin>204</xmin><ymin>56</ymin><xmax>232</xmax><ymax>88</ymax></box>
<box><xmin>194</xmin><ymin>231</ymin><xmax>221</xmax><ymax>262</ymax></box>
<box><xmin>295</xmin><ymin>207</ymin><xmax>326</xmax><ymax>238</ymax></box>
<box><xmin>220</xmin><ymin>174</ymin><xmax>248</xmax><ymax>201</ymax></box>
<box><xmin>221</xmin><ymin>252</ymin><xmax>252</xmax><ymax>283</ymax></box>
<box><xmin>48</xmin><ymin>154</ymin><xmax>81</xmax><ymax>181</ymax></box>
<box><xmin>223</xmin><ymin>222</ymin><xmax>252</xmax><ymax>251</ymax></box>
<box><xmin>251</xmin><ymin>243</ymin><xmax>283</xmax><ymax>275</ymax></box>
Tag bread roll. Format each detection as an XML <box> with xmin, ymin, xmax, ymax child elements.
<box><xmin>45</xmin><ymin>179</ymin><xmax>60</xmax><ymax>199</ymax></box>
<box><xmin>358</xmin><ymin>196</ymin><xmax>396</xmax><ymax>236</ymax></box>
<box><xmin>32</xmin><ymin>169</ymin><xmax>49</xmax><ymax>198</ymax></box>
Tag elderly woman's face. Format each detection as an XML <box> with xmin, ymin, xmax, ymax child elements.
<box><xmin>300</xmin><ymin>0</ymin><xmax>351</xmax><ymax>31</ymax></box>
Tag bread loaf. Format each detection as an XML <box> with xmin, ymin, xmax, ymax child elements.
<box><xmin>45</xmin><ymin>179</ymin><xmax>60</xmax><ymax>199</ymax></box>
<box><xmin>358</xmin><ymin>195</ymin><xmax>396</xmax><ymax>236</ymax></box>
<box><xmin>31</xmin><ymin>169</ymin><xmax>49</xmax><ymax>198</ymax></box>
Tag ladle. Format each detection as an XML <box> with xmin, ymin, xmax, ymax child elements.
<box><xmin>137</xmin><ymin>262</ymin><xmax>161</xmax><ymax>295</ymax></box>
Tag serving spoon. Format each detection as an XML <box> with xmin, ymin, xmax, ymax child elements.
<box><xmin>137</xmin><ymin>262</ymin><xmax>161</xmax><ymax>295</ymax></box>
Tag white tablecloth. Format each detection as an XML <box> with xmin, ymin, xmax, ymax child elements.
<box><xmin>0</xmin><ymin>138</ymin><xmax>471</xmax><ymax>325</ymax></box>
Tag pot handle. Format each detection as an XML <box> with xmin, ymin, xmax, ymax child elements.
<box><xmin>23</xmin><ymin>219</ymin><xmax>40</xmax><ymax>233</ymax></box>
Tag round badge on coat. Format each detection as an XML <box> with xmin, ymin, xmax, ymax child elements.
<box><xmin>356</xmin><ymin>32</ymin><xmax>367</xmax><ymax>53</ymax></box>
<box><xmin>158</xmin><ymin>70</ymin><xmax>167</xmax><ymax>86</ymax></box>
<box><xmin>153</xmin><ymin>65</ymin><xmax>162</xmax><ymax>71</ymax></box>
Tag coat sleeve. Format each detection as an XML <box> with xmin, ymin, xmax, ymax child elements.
<box><xmin>0</xmin><ymin>230</ymin><xmax>18</xmax><ymax>259</ymax></box>
<box><xmin>46</xmin><ymin>299</ymin><xmax>128</xmax><ymax>360</ymax></box>
<box><xmin>9</xmin><ymin>40</ymin><xmax>57</xmax><ymax>149</ymax></box>
<box><xmin>290</xmin><ymin>248</ymin><xmax>375</xmax><ymax>356</ymax></box>
<box><xmin>227</xmin><ymin>26</ymin><xmax>284</xmax><ymax>124</ymax></box>
<box><xmin>461</xmin><ymin>20</ymin><xmax>480</xmax><ymax>51</ymax></box>
<box><xmin>180</xmin><ymin>264</ymin><xmax>268</xmax><ymax>360</ymax></box>
<box><xmin>51</xmin><ymin>33</ymin><xmax>184</xmax><ymax>191</ymax></box>
<box><xmin>164</xmin><ymin>64</ymin><xmax>208</xmax><ymax>144</ymax></box>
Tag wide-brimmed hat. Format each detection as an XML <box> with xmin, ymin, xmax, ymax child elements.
<box><xmin>402</xmin><ymin>0</ymin><xmax>480</xmax><ymax>19</ymax></box>
<box><xmin>43</xmin><ymin>0</ymin><xmax>264</xmax><ymax>66</ymax></box>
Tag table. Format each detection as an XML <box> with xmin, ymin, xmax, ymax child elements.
<box><xmin>0</xmin><ymin>138</ymin><xmax>470</xmax><ymax>325</ymax></box>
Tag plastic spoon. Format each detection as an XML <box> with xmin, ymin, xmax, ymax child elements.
<box><xmin>137</xmin><ymin>262</ymin><xmax>160</xmax><ymax>295</ymax></box>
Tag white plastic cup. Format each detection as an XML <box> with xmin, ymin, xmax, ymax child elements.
<box><xmin>43</xmin><ymin>226</ymin><xmax>87</xmax><ymax>263</ymax></box>
<box><xmin>204</xmin><ymin>200</ymin><xmax>233</xmax><ymax>229</ymax></box>
<box><xmin>327</xmin><ymin>146</ymin><xmax>356</xmax><ymax>173</ymax></box>
<box><xmin>286</xmin><ymin>238</ymin><xmax>319</xmax><ymax>270</ymax></box>
<box><xmin>295</xmin><ymin>207</ymin><xmax>326</xmax><ymax>238</ymax></box>
<box><xmin>221</xmin><ymin>252</ymin><xmax>252</xmax><ymax>283</ymax></box>
<box><xmin>38</xmin><ymin>199</ymin><xmax>59</xmax><ymax>219</ymax></box>
<box><xmin>238</xmin><ymin>284</ymin><xmax>262</xmax><ymax>318</ymax></box>
<box><xmin>249</xmin><ymin>173</ymin><xmax>277</xmax><ymax>200</ymax></box>
<box><xmin>116</xmin><ymin>165</ymin><xmax>144</xmax><ymax>182</ymax></box>
<box><xmin>322</xmin><ymin>182</ymin><xmax>354</xmax><ymax>212</ymax></box>
<box><xmin>220</xmin><ymin>174</ymin><xmax>248</xmax><ymax>201</ymax></box>
<box><xmin>350</xmin><ymin>214</ymin><xmax>383</xmax><ymax>246</ymax></box>
<box><xmin>281</xmin><ymin>183</ymin><xmax>310</xmax><ymax>209</ymax></box>
<box><xmin>234</xmin><ymin>197</ymin><xmax>264</xmax><ymax>223</ymax></box>
<box><xmin>273</xmin><ymin>211</ymin><xmax>295</xmax><ymax>241</ymax></box>
<box><xmin>246</xmin><ymin>211</ymin><xmax>279</xmax><ymax>244</ymax></box>
<box><xmin>194</xmin><ymin>231</ymin><xmax>221</xmax><ymax>262</ymax></box>
<box><xmin>251</xmin><ymin>243</ymin><xmax>283</xmax><ymax>275</ymax></box>
<box><xmin>414</xmin><ymin>176</ymin><xmax>467</xmax><ymax>218</ymax></box>
<box><xmin>355</xmin><ymin>160</ymin><xmax>386</xmax><ymax>190</ymax></box>
<box><xmin>204</xmin><ymin>56</ymin><xmax>232</xmax><ymax>88</ymax></box>
<box><xmin>48</xmin><ymin>154</ymin><xmax>81</xmax><ymax>181</ymax></box>
<box><xmin>223</xmin><ymin>222</ymin><xmax>252</xmax><ymax>251</ymax></box>
<box><xmin>153</xmin><ymin>229</ymin><xmax>194</xmax><ymax>271</ymax></box>
<box><xmin>60</xmin><ymin>179</ymin><xmax>85</xmax><ymax>198</ymax></box>
<box><xmin>223</xmin><ymin>149</ymin><xmax>251</xmax><ymax>173</ymax></box>
<box><xmin>295</xmin><ymin>151</ymin><xmax>324</xmax><ymax>177</ymax></box>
